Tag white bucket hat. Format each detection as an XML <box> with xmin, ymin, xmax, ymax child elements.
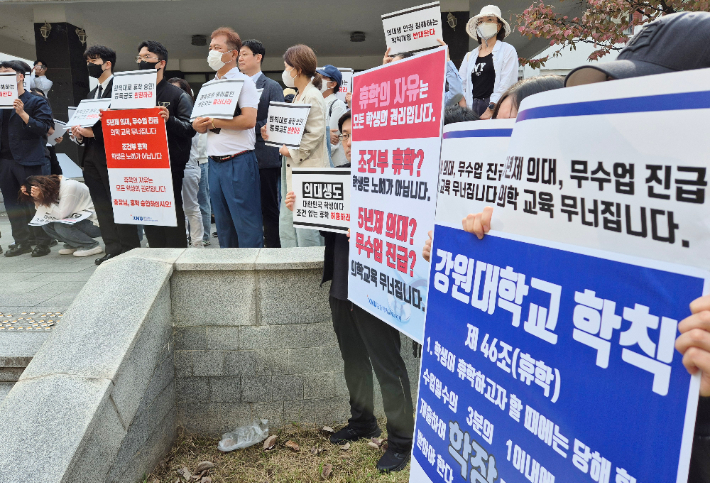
<box><xmin>466</xmin><ymin>5</ymin><xmax>511</xmax><ymax>40</ymax></box>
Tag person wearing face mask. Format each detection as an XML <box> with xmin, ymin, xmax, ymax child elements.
<box><xmin>262</xmin><ymin>44</ymin><xmax>329</xmax><ymax>248</ymax></box>
<box><xmin>192</xmin><ymin>27</ymin><xmax>261</xmax><ymax>249</ymax></box>
<box><xmin>72</xmin><ymin>45</ymin><xmax>141</xmax><ymax>265</ymax></box>
<box><xmin>238</xmin><ymin>39</ymin><xmax>284</xmax><ymax>248</ymax></box>
<box><xmin>316</xmin><ymin>65</ymin><xmax>348</xmax><ymax>168</ymax></box>
<box><xmin>0</xmin><ymin>60</ymin><xmax>54</xmax><ymax>257</ymax></box>
<box><xmin>458</xmin><ymin>5</ymin><xmax>518</xmax><ymax>119</ymax></box>
<box><xmin>134</xmin><ymin>40</ymin><xmax>196</xmax><ymax>249</ymax></box>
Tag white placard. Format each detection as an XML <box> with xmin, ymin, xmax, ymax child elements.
<box><xmin>67</xmin><ymin>106</ymin><xmax>77</xmax><ymax>122</ymax></box>
<box><xmin>0</xmin><ymin>73</ymin><xmax>18</xmax><ymax>109</ymax></box>
<box><xmin>56</xmin><ymin>153</ymin><xmax>83</xmax><ymax>178</ymax></box>
<box><xmin>29</xmin><ymin>210</ymin><xmax>93</xmax><ymax>226</ymax></box>
<box><xmin>66</xmin><ymin>98</ymin><xmax>113</xmax><ymax>128</ymax></box>
<box><xmin>110</xmin><ymin>70</ymin><xmax>157</xmax><ymax>110</ymax></box>
<box><xmin>494</xmin><ymin>68</ymin><xmax>710</xmax><ymax>271</ymax></box>
<box><xmin>47</xmin><ymin>120</ymin><xmax>68</xmax><ymax>147</ymax></box>
<box><xmin>436</xmin><ymin>119</ymin><xmax>515</xmax><ymax>228</ymax></box>
<box><xmin>292</xmin><ymin>168</ymin><xmax>351</xmax><ymax>233</ymax></box>
<box><xmin>264</xmin><ymin>101</ymin><xmax>311</xmax><ymax>149</ymax></box>
<box><xmin>190</xmin><ymin>79</ymin><xmax>244</xmax><ymax>120</ymax></box>
<box><xmin>382</xmin><ymin>1</ymin><xmax>442</xmax><ymax>55</ymax></box>
<box><xmin>337</xmin><ymin>68</ymin><xmax>353</xmax><ymax>103</ymax></box>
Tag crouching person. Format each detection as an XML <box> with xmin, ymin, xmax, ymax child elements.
<box><xmin>19</xmin><ymin>175</ymin><xmax>103</xmax><ymax>257</ymax></box>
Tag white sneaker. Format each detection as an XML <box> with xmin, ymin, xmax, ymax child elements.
<box><xmin>58</xmin><ymin>248</ymin><xmax>77</xmax><ymax>255</ymax></box>
<box><xmin>73</xmin><ymin>246</ymin><xmax>104</xmax><ymax>257</ymax></box>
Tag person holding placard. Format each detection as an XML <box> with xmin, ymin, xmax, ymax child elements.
<box><xmin>458</xmin><ymin>5</ymin><xmax>518</xmax><ymax>119</ymax></box>
<box><xmin>0</xmin><ymin>60</ymin><xmax>54</xmax><ymax>258</ymax></box>
<box><xmin>239</xmin><ymin>39</ymin><xmax>285</xmax><ymax>248</ymax></box>
<box><xmin>18</xmin><ymin>175</ymin><xmax>102</xmax><ymax>257</ymax></box>
<box><xmin>134</xmin><ymin>40</ymin><xmax>196</xmax><ymax>249</ymax></box>
<box><xmin>73</xmin><ymin>45</ymin><xmax>141</xmax><ymax>265</ymax></box>
<box><xmin>192</xmin><ymin>27</ymin><xmax>262</xmax><ymax>249</ymax></box>
<box><xmin>262</xmin><ymin>44</ymin><xmax>328</xmax><ymax>248</ymax></box>
<box><xmin>289</xmin><ymin>111</ymin><xmax>414</xmax><ymax>473</ymax></box>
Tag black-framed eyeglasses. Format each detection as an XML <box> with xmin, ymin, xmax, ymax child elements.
<box><xmin>338</xmin><ymin>133</ymin><xmax>351</xmax><ymax>141</ymax></box>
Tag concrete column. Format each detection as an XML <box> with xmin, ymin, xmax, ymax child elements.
<box><xmin>33</xmin><ymin>21</ymin><xmax>90</xmax><ymax>165</ymax></box>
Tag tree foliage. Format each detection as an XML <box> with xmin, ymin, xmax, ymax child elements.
<box><xmin>517</xmin><ymin>0</ymin><xmax>710</xmax><ymax>67</ymax></box>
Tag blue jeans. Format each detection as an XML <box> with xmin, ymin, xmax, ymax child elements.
<box><xmin>208</xmin><ymin>151</ymin><xmax>263</xmax><ymax>248</ymax></box>
<box><xmin>198</xmin><ymin>163</ymin><xmax>211</xmax><ymax>242</ymax></box>
<box><xmin>42</xmin><ymin>219</ymin><xmax>101</xmax><ymax>249</ymax></box>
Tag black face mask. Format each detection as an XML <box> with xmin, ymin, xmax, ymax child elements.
<box><xmin>139</xmin><ymin>60</ymin><xmax>161</xmax><ymax>71</ymax></box>
<box><xmin>87</xmin><ymin>63</ymin><xmax>105</xmax><ymax>79</ymax></box>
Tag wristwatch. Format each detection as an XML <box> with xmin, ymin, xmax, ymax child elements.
<box><xmin>488</xmin><ymin>102</ymin><xmax>496</xmax><ymax>111</ymax></box>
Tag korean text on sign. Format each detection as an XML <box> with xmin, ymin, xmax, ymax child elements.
<box><xmin>102</xmin><ymin>107</ymin><xmax>177</xmax><ymax>227</ymax></box>
<box><xmin>382</xmin><ymin>2</ymin><xmax>443</xmax><ymax>55</ymax></box>
<box><xmin>349</xmin><ymin>47</ymin><xmax>446</xmax><ymax>343</ymax></box>
<box><xmin>190</xmin><ymin>79</ymin><xmax>244</xmax><ymax>120</ymax></box>
<box><xmin>292</xmin><ymin>168</ymin><xmax>351</xmax><ymax>234</ymax></box>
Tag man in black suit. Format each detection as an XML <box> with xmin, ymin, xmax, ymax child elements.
<box><xmin>238</xmin><ymin>40</ymin><xmax>285</xmax><ymax>248</ymax></box>
<box><xmin>0</xmin><ymin>60</ymin><xmax>54</xmax><ymax>257</ymax></box>
<box><xmin>71</xmin><ymin>45</ymin><xmax>140</xmax><ymax>265</ymax></box>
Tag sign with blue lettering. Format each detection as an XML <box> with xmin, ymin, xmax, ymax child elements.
<box><xmin>410</xmin><ymin>226</ymin><xmax>706</xmax><ymax>483</ymax></box>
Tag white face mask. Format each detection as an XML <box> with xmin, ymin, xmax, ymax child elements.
<box><xmin>207</xmin><ymin>49</ymin><xmax>231</xmax><ymax>71</ymax></box>
<box><xmin>477</xmin><ymin>22</ymin><xmax>499</xmax><ymax>40</ymax></box>
<box><xmin>282</xmin><ymin>68</ymin><xmax>296</xmax><ymax>88</ymax></box>
<box><xmin>319</xmin><ymin>81</ymin><xmax>331</xmax><ymax>94</ymax></box>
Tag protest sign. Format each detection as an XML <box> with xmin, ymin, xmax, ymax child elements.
<box><xmin>47</xmin><ymin>120</ymin><xmax>68</xmax><ymax>146</ymax></box>
<box><xmin>0</xmin><ymin>73</ymin><xmax>18</xmax><ymax>108</ymax></box>
<box><xmin>337</xmin><ymin>68</ymin><xmax>353</xmax><ymax>103</ymax></box>
<box><xmin>190</xmin><ymin>79</ymin><xmax>244</xmax><ymax>120</ymax></box>
<box><xmin>382</xmin><ymin>2</ymin><xmax>442</xmax><ymax>55</ymax></box>
<box><xmin>29</xmin><ymin>210</ymin><xmax>93</xmax><ymax>227</ymax></box>
<box><xmin>292</xmin><ymin>167</ymin><xmax>350</xmax><ymax>234</ymax></box>
<box><xmin>102</xmin><ymin>107</ymin><xmax>176</xmax><ymax>226</ymax></box>
<box><xmin>349</xmin><ymin>47</ymin><xmax>446</xmax><ymax>342</ymax></box>
<box><xmin>436</xmin><ymin>120</ymin><xmax>515</xmax><ymax>227</ymax></box>
<box><xmin>66</xmin><ymin>98</ymin><xmax>112</xmax><ymax>127</ymax></box>
<box><xmin>110</xmin><ymin>70</ymin><xmax>157</xmax><ymax>110</ymax></box>
<box><xmin>264</xmin><ymin>101</ymin><xmax>311</xmax><ymax>149</ymax></box>
<box><xmin>410</xmin><ymin>68</ymin><xmax>710</xmax><ymax>483</ymax></box>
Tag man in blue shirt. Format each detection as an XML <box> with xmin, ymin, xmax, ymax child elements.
<box><xmin>0</xmin><ymin>60</ymin><xmax>53</xmax><ymax>257</ymax></box>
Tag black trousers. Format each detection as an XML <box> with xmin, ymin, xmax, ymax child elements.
<box><xmin>260</xmin><ymin>167</ymin><xmax>281</xmax><ymax>248</ymax></box>
<box><xmin>144</xmin><ymin>169</ymin><xmax>187</xmax><ymax>248</ymax></box>
<box><xmin>82</xmin><ymin>157</ymin><xmax>140</xmax><ymax>255</ymax></box>
<box><xmin>0</xmin><ymin>158</ymin><xmax>51</xmax><ymax>246</ymax></box>
<box><xmin>329</xmin><ymin>296</ymin><xmax>414</xmax><ymax>452</ymax></box>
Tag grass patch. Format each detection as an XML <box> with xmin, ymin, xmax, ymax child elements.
<box><xmin>147</xmin><ymin>421</ymin><xmax>410</xmax><ymax>483</ymax></box>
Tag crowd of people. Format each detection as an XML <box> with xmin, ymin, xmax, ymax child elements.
<box><xmin>1</xmin><ymin>4</ymin><xmax>709</xmax><ymax>478</ymax></box>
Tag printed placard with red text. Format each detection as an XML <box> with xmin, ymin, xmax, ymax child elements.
<box><xmin>349</xmin><ymin>46</ymin><xmax>446</xmax><ymax>342</ymax></box>
<box><xmin>102</xmin><ymin>107</ymin><xmax>177</xmax><ymax>226</ymax></box>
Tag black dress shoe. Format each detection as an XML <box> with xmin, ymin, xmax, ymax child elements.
<box><xmin>31</xmin><ymin>245</ymin><xmax>51</xmax><ymax>257</ymax></box>
<box><xmin>4</xmin><ymin>244</ymin><xmax>33</xmax><ymax>257</ymax></box>
<box><xmin>376</xmin><ymin>448</ymin><xmax>411</xmax><ymax>473</ymax></box>
<box><xmin>95</xmin><ymin>253</ymin><xmax>119</xmax><ymax>265</ymax></box>
<box><xmin>49</xmin><ymin>239</ymin><xmax>58</xmax><ymax>247</ymax></box>
<box><xmin>329</xmin><ymin>425</ymin><xmax>381</xmax><ymax>445</ymax></box>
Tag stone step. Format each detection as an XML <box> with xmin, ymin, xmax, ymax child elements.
<box><xmin>0</xmin><ymin>332</ymin><xmax>51</xmax><ymax>403</ymax></box>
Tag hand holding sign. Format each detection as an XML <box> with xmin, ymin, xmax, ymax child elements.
<box><xmin>264</xmin><ymin>102</ymin><xmax>311</xmax><ymax>149</ymax></box>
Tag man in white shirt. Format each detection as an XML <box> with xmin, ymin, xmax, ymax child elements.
<box><xmin>30</xmin><ymin>60</ymin><xmax>53</xmax><ymax>97</ymax></box>
<box><xmin>192</xmin><ymin>27</ymin><xmax>262</xmax><ymax>248</ymax></box>
<box><xmin>316</xmin><ymin>65</ymin><xmax>348</xmax><ymax>167</ymax></box>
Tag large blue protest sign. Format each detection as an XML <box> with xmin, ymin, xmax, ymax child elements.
<box><xmin>411</xmin><ymin>226</ymin><xmax>706</xmax><ymax>483</ymax></box>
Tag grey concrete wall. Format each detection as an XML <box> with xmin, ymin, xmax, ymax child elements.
<box><xmin>171</xmin><ymin>247</ymin><xmax>421</xmax><ymax>436</ymax></box>
<box><xmin>0</xmin><ymin>247</ymin><xmax>421</xmax><ymax>482</ymax></box>
<box><xmin>0</xmin><ymin>250</ymin><xmax>181</xmax><ymax>483</ymax></box>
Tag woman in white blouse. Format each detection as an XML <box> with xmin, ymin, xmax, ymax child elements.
<box><xmin>19</xmin><ymin>175</ymin><xmax>103</xmax><ymax>257</ymax></box>
<box><xmin>459</xmin><ymin>5</ymin><xmax>519</xmax><ymax>119</ymax></box>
